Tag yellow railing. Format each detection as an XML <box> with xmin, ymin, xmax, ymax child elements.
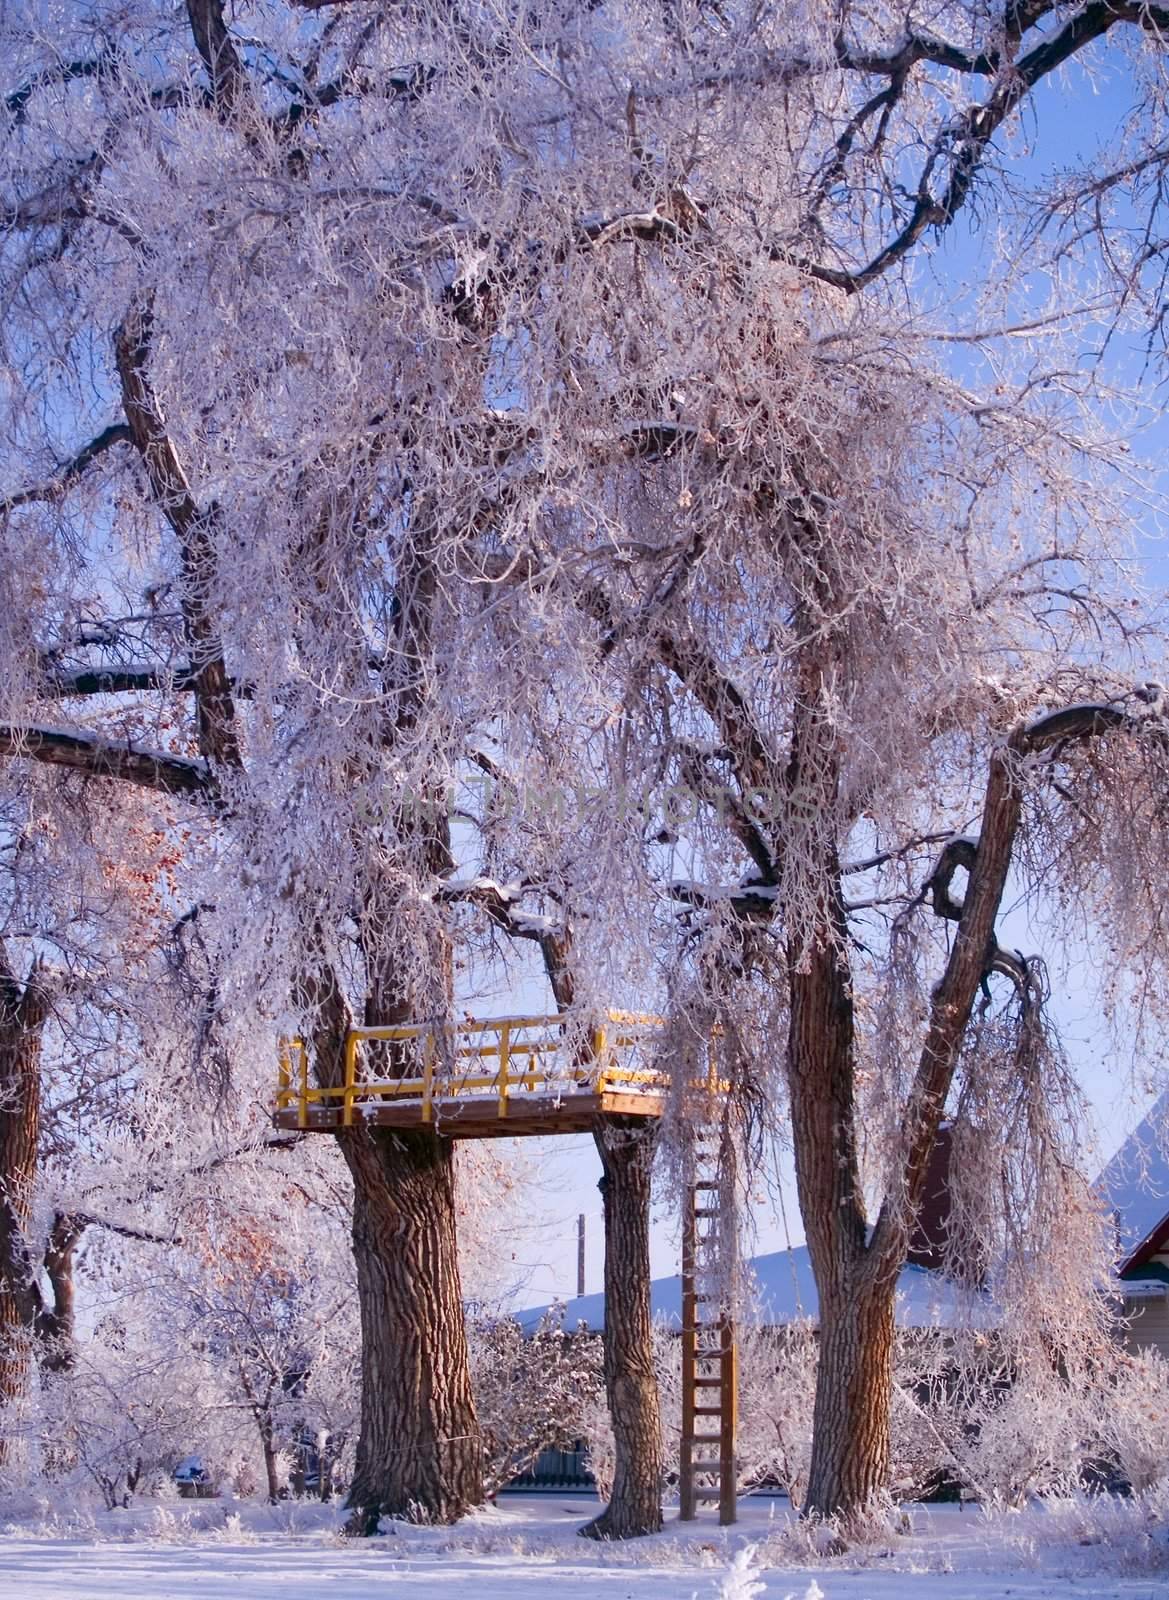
<box><xmin>275</xmin><ymin>1010</ymin><xmax>686</xmax><ymax>1129</ymax></box>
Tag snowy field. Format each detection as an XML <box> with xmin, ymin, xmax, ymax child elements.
<box><xmin>2</xmin><ymin>1493</ymin><xmax>1168</xmax><ymax>1600</ymax></box>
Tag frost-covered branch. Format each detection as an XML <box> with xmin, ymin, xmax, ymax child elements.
<box><xmin>114</xmin><ymin>301</ymin><xmax>240</xmax><ymax>768</ymax></box>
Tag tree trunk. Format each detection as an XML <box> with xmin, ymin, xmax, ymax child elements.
<box><xmin>260</xmin><ymin>1413</ymin><xmax>281</xmax><ymax>1504</ymax></box>
<box><xmin>531</xmin><ymin>942</ymin><xmax>664</xmax><ymax>1541</ymax></box>
<box><xmin>785</xmin><ymin>661</ymin><xmax>1029</xmax><ymax>1523</ymax></box>
<box><xmin>0</xmin><ymin>959</ymin><xmax>47</xmax><ymax>1477</ymax></box>
<box><xmin>783</xmin><ymin>645</ymin><xmax>888</xmax><ymax>1524</ymax></box>
<box><xmin>340</xmin><ymin>1125</ymin><xmax>482</xmax><ymax>1528</ymax></box>
<box><xmin>38</xmin><ymin>1214</ymin><xmax>83</xmax><ymax>1373</ymax></box>
<box><xmin>803</xmin><ymin>1273</ymin><xmax>896</xmax><ymax>1520</ymax></box>
<box><xmin>582</xmin><ymin>1116</ymin><xmax>662</xmax><ymax>1540</ymax></box>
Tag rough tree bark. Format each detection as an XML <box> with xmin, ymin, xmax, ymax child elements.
<box><xmin>581</xmin><ymin>1115</ymin><xmax>663</xmax><ymax>1539</ymax></box>
<box><xmin>784</xmin><ymin>771</ymin><xmax>897</xmax><ymax>1517</ymax></box>
<box><xmin>801</xmin><ymin>1266</ymin><xmax>897</xmax><ymax>1517</ymax></box>
<box><xmin>340</xmin><ymin>1126</ymin><xmax>481</xmax><ymax>1527</ymax></box>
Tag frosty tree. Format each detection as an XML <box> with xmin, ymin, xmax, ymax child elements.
<box><xmin>5</xmin><ymin>0</ymin><xmax>1169</xmax><ymax>1532</ymax></box>
<box><xmin>0</xmin><ymin>765</ymin><xmax>195</xmax><ymax>1470</ymax></box>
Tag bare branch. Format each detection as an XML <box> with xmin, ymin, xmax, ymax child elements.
<box><xmin>782</xmin><ymin>1</ymin><xmax>1169</xmax><ymax>294</ymax></box>
<box><xmin>69</xmin><ymin>1211</ymin><xmax>182</xmax><ymax>1248</ymax></box>
<box><xmin>0</xmin><ymin>424</ymin><xmax>131</xmax><ymax>515</ymax></box>
<box><xmin>674</xmin><ymin>746</ymin><xmax>777</xmax><ymax>883</ymax></box>
<box><xmin>841</xmin><ymin>831</ymin><xmax>959</xmax><ymax>877</ymax></box>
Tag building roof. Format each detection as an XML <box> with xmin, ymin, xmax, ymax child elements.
<box><xmin>516</xmin><ymin>1243</ymin><xmax>992</xmax><ymax>1334</ymax></box>
<box><xmin>1097</xmin><ymin>1090</ymin><xmax>1169</xmax><ymax>1275</ymax></box>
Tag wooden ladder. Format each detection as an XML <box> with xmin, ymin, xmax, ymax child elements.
<box><xmin>679</xmin><ymin>1125</ymin><xmax>737</xmax><ymax>1525</ymax></box>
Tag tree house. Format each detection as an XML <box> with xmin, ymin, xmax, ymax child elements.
<box><xmin>274</xmin><ymin>1011</ymin><xmax>677</xmax><ymax>1138</ymax></box>
<box><xmin>274</xmin><ymin>1009</ymin><xmax>739</xmax><ymax>1523</ymax></box>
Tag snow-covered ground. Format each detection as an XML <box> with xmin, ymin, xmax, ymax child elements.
<box><xmin>2</xmin><ymin>1493</ymin><xmax>1168</xmax><ymax>1600</ymax></box>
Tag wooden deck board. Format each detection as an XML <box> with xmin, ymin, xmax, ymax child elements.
<box><xmin>272</xmin><ymin>1089</ymin><xmax>666</xmax><ymax>1139</ymax></box>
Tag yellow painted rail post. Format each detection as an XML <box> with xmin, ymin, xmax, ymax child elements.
<box><xmin>298</xmin><ymin>1038</ymin><xmax>309</xmax><ymax>1130</ymax></box>
<box><xmin>277</xmin><ymin>1040</ymin><xmax>291</xmax><ymax>1109</ymax></box>
<box><xmin>342</xmin><ymin>1031</ymin><xmax>358</xmax><ymax>1128</ymax></box>
<box><xmin>421</xmin><ymin>1029</ymin><xmax>435</xmax><ymax>1123</ymax></box>
<box><xmin>590</xmin><ymin>1022</ymin><xmax>608</xmax><ymax>1089</ymax></box>
<box><xmin>497</xmin><ymin>1022</ymin><xmax>511</xmax><ymax>1118</ymax></box>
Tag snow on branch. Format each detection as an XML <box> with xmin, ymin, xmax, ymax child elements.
<box><xmin>0</xmin><ymin>724</ymin><xmax>215</xmax><ymax>800</ymax></box>
<box><xmin>435</xmin><ymin>876</ymin><xmax>564</xmax><ymax>942</ymax></box>
<box><xmin>5</xmin><ymin>52</ymin><xmax>111</xmax><ymax>121</ymax></box>
<box><xmin>1016</xmin><ymin>700</ymin><xmax>1131</xmax><ymax>751</ymax></box>
<box><xmin>39</xmin><ymin>662</ymin><xmax>200</xmax><ymax>699</ymax></box>
<box><xmin>668</xmin><ymin>879</ymin><xmax>780</xmax><ymax>919</ymax></box>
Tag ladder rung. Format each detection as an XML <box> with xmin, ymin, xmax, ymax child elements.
<box><xmin>694</xmin><ymin>1406</ymin><xmax>722</xmax><ymax>1415</ymax></box>
<box><xmin>693</xmin><ymin>1378</ymin><xmax>723</xmax><ymax>1387</ymax></box>
<box><xmin>693</xmin><ymin>1181</ymin><xmax>719</xmax><ymax>1190</ymax></box>
<box><xmin>691</xmin><ymin>1435</ymin><xmax>725</xmax><ymax>1445</ymax></box>
<box><xmin>693</xmin><ymin>1208</ymin><xmax>721</xmax><ymax>1218</ymax></box>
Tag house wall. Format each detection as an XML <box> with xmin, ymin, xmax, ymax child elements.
<box><xmin>1121</xmin><ymin>1250</ymin><xmax>1169</xmax><ymax>1359</ymax></box>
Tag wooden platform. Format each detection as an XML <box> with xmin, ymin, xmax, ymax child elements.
<box><xmin>274</xmin><ymin>1011</ymin><xmax>714</xmax><ymax>1141</ymax></box>
<box><xmin>272</xmin><ymin>1087</ymin><xmax>666</xmax><ymax>1139</ymax></box>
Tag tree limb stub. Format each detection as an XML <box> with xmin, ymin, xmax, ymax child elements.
<box><xmin>927</xmin><ymin>837</ymin><xmax>979</xmax><ymax>922</ymax></box>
